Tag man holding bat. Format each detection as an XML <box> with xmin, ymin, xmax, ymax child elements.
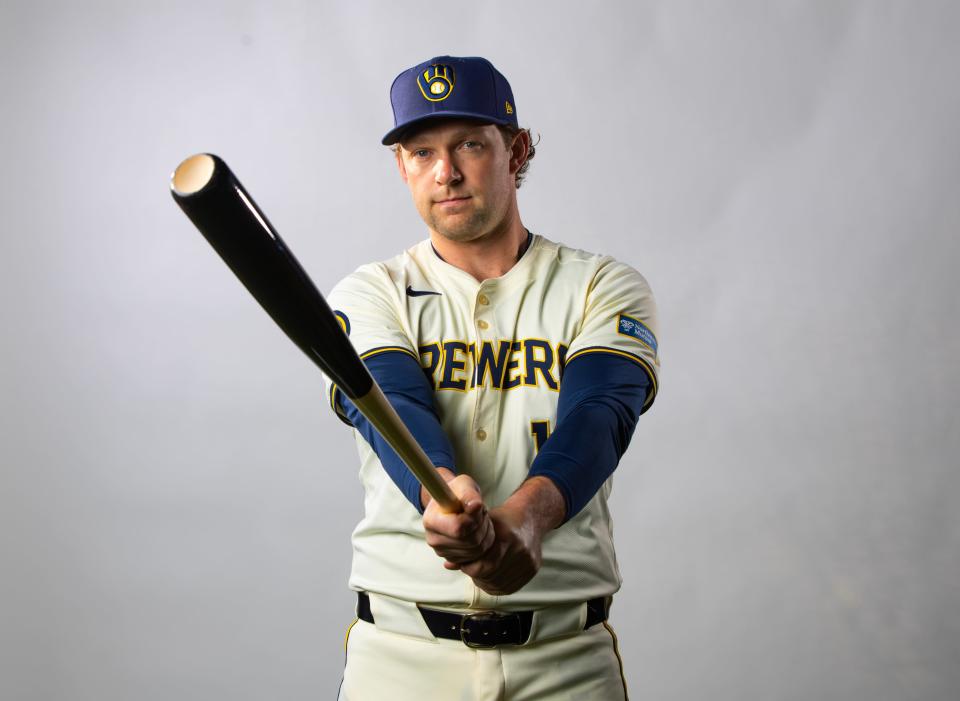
<box><xmin>328</xmin><ymin>56</ymin><xmax>659</xmax><ymax>700</ymax></box>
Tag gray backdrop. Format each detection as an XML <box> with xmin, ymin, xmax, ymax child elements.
<box><xmin>2</xmin><ymin>1</ymin><xmax>958</xmax><ymax>699</ymax></box>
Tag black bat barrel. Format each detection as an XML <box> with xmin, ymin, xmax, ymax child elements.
<box><xmin>170</xmin><ymin>154</ymin><xmax>372</xmax><ymax>399</ymax></box>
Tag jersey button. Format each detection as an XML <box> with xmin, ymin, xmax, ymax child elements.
<box><xmin>478</xmin><ymin>294</ymin><xmax>489</xmax><ymax>306</ymax></box>
<box><xmin>477</xmin><ymin>320</ymin><xmax>489</xmax><ymax>330</ymax></box>
<box><xmin>476</xmin><ymin>429</ymin><xmax>487</xmax><ymax>441</ymax></box>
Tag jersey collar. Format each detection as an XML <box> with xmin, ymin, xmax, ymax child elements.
<box><xmin>415</xmin><ymin>230</ymin><xmax>541</xmax><ymax>296</ymax></box>
<box><xmin>429</xmin><ymin>229</ymin><xmax>533</xmax><ymax>264</ymax></box>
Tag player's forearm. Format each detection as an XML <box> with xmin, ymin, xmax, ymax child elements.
<box><xmin>340</xmin><ymin>350</ymin><xmax>457</xmax><ymax>512</ymax></box>
<box><xmin>500</xmin><ymin>476</ymin><xmax>566</xmax><ymax>536</ymax></box>
<box><xmin>528</xmin><ymin>353</ymin><xmax>651</xmax><ymax>522</ymax></box>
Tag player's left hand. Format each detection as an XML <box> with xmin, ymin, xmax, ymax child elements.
<box><xmin>454</xmin><ymin>504</ymin><xmax>543</xmax><ymax>595</ymax></box>
<box><xmin>453</xmin><ymin>476</ymin><xmax>566</xmax><ymax>595</ymax></box>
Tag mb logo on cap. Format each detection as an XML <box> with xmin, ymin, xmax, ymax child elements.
<box><xmin>417</xmin><ymin>64</ymin><xmax>455</xmax><ymax>102</ymax></box>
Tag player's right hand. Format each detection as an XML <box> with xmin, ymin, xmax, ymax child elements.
<box><xmin>422</xmin><ymin>472</ymin><xmax>496</xmax><ymax>568</ymax></box>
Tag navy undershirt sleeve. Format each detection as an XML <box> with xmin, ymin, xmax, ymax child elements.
<box><xmin>527</xmin><ymin>353</ymin><xmax>652</xmax><ymax>523</ymax></box>
<box><xmin>335</xmin><ymin>350</ymin><xmax>456</xmax><ymax>513</ymax></box>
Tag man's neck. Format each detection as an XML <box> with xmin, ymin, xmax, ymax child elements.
<box><xmin>429</xmin><ymin>216</ymin><xmax>530</xmax><ymax>282</ymax></box>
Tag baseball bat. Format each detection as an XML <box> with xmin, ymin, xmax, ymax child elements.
<box><xmin>170</xmin><ymin>153</ymin><xmax>460</xmax><ymax>512</ymax></box>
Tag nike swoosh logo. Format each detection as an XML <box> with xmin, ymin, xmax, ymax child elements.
<box><xmin>406</xmin><ymin>285</ymin><xmax>442</xmax><ymax>297</ymax></box>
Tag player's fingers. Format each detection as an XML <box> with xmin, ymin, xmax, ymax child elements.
<box><xmin>443</xmin><ymin>529</ymin><xmax>503</xmax><ymax>574</ymax></box>
<box><xmin>424</xmin><ymin>515</ymin><xmax>494</xmax><ymax>560</ymax></box>
<box><xmin>429</xmin><ymin>543</ymin><xmax>478</xmax><ymax>561</ymax></box>
<box><xmin>471</xmin><ymin>567</ymin><xmax>531</xmax><ymax>596</ymax></box>
<box><xmin>424</xmin><ymin>500</ymin><xmax>489</xmax><ymax>544</ymax></box>
<box><xmin>424</xmin><ymin>512</ymin><xmax>485</xmax><ymax>544</ymax></box>
<box><xmin>476</xmin><ymin>509</ymin><xmax>496</xmax><ymax>553</ymax></box>
<box><xmin>458</xmin><ymin>545</ymin><xmax>507</xmax><ymax>581</ymax></box>
<box><xmin>447</xmin><ymin>474</ymin><xmax>484</xmax><ymax>511</ymax></box>
<box><xmin>428</xmin><ymin>532</ymin><xmax>494</xmax><ymax>563</ymax></box>
<box><xmin>460</xmin><ymin>541</ymin><xmax>537</xmax><ymax>594</ymax></box>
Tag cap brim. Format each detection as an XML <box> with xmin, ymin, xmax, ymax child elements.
<box><xmin>381</xmin><ymin>111</ymin><xmax>515</xmax><ymax>145</ymax></box>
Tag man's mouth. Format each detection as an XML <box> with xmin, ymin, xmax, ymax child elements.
<box><xmin>434</xmin><ymin>196</ymin><xmax>471</xmax><ymax>206</ymax></box>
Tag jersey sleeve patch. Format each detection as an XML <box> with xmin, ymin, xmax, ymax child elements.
<box><xmin>334</xmin><ymin>310</ymin><xmax>351</xmax><ymax>336</ymax></box>
<box><xmin>617</xmin><ymin>313</ymin><xmax>657</xmax><ymax>354</ymax></box>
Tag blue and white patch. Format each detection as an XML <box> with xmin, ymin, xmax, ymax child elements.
<box><xmin>617</xmin><ymin>313</ymin><xmax>657</xmax><ymax>354</ymax></box>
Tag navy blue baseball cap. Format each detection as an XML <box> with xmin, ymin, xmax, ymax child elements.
<box><xmin>382</xmin><ymin>55</ymin><xmax>518</xmax><ymax>145</ymax></box>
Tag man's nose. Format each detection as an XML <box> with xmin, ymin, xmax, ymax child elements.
<box><xmin>434</xmin><ymin>156</ymin><xmax>462</xmax><ymax>186</ymax></box>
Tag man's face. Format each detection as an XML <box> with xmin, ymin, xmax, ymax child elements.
<box><xmin>396</xmin><ymin>120</ymin><xmax>517</xmax><ymax>243</ymax></box>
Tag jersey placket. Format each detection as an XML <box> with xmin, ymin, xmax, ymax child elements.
<box><xmin>470</xmin><ymin>280</ymin><xmax>501</xmax><ymax>610</ymax></box>
<box><xmin>470</xmin><ymin>280</ymin><xmax>498</xmax><ymax>464</ymax></box>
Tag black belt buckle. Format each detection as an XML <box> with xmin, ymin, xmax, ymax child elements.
<box><xmin>459</xmin><ymin>611</ymin><xmax>522</xmax><ymax>648</ymax></box>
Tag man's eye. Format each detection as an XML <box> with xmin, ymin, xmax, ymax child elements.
<box><xmin>412</xmin><ymin>149</ymin><xmax>430</xmax><ymax>158</ymax></box>
<box><xmin>461</xmin><ymin>141</ymin><xmax>480</xmax><ymax>150</ymax></box>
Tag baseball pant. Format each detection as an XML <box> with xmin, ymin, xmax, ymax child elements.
<box><xmin>336</xmin><ymin>617</ymin><xmax>628</xmax><ymax>700</ymax></box>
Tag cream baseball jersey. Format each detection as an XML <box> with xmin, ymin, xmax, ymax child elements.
<box><xmin>324</xmin><ymin>233</ymin><xmax>659</xmax><ymax>610</ymax></box>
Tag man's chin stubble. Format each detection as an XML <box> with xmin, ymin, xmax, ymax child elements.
<box><xmin>428</xmin><ymin>211</ymin><xmax>490</xmax><ymax>243</ymax></box>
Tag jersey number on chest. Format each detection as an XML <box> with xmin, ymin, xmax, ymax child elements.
<box><xmin>530</xmin><ymin>420</ymin><xmax>552</xmax><ymax>453</ymax></box>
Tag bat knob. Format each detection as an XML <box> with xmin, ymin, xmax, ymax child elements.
<box><xmin>172</xmin><ymin>153</ymin><xmax>217</xmax><ymax>196</ymax></box>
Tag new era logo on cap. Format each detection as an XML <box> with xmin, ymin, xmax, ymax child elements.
<box><xmin>382</xmin><ymin>55</ymin><xmax>519</xmax><ymax>145</ymax></box>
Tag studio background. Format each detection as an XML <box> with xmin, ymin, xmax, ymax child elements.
<box><xmin>2</xmin><ymin>1</ymin><xmax>958</xmax><ymax>699</ymax></box>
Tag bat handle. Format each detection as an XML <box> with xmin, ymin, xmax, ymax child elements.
<box><xmin>352</xmin><ymin>385</ymin><xmax>463</xmax><ymax>513</ymax></box>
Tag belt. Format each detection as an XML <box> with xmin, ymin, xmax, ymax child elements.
<box><xmin>357</xmin><ymin>592</ymin><xmax>610</xmax><ymax>648</ymax></box>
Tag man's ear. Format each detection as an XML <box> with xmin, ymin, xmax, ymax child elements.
<box><xmin>509</xmin><ymin>130</ymin><xmax>530</xmax><ymax>175</ymax></box>
<box><xmin>395</xmin><ymin>147</ymin><xmax>409</xmax><ymax>183</ymax></box>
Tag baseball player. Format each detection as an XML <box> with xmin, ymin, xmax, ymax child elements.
<box><xmin>326</xmin><ymin>56</ymin><xmax>659</xmax><ymax>700</ymax></box>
